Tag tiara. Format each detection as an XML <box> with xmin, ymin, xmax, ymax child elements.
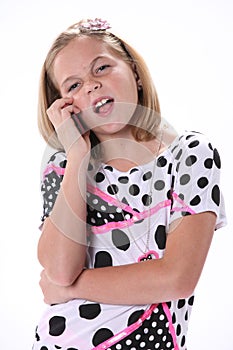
<box><xmin>79</xmin><ymin>18</ymin><xmax>111</xmax><ymax>32</ymax></box>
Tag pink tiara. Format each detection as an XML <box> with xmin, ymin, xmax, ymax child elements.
<box><xmin>79</xmin><ymin>18</ymin><xmax>111</xmax><ymax>32</ymax></box>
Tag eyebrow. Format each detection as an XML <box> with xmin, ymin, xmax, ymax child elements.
<box><xmin>61</xmin><ymin>55</ymin><xmax>109</xmax><ymax>88</ymax></box>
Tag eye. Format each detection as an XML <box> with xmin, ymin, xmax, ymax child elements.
<box><xmin>96</xmin><ymin>64</ymin><xmax>110</xmax><ymax>74</ymax></box>
<box><xmin>68</xmin><ymin>82</ymin><xmax>81</xmax><ymax>92</ymax></box>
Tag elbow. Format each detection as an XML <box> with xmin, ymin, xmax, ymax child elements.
<box><xmin>152</xmin><ymin>259</ymin><xmax>197</xmax><ymax>301</ymax></box>
<box><xmin>37</xmin><ymin>247</ymin><xmax>84</xmax><ymax>287</ymax></box>
<box><xmin>172</xmin><ymin>271</ymin><xmax>198</xmax><ymax>300</ymax></box>
<box><xmin>44</xmin><ymin>265</ymin><xmax>83</xmax><ymax>287</ymax></box>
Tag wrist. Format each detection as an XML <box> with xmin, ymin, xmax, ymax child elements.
<box><xmin>69</xmin><ymin>269</ymin><xmax>87</xmax><ymax>300</ymax></box>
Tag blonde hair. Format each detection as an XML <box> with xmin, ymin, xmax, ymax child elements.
<box><xmin>38</xmin><ymin>20</ymin><xmax>161</xmax><ymax>150</ymax></box>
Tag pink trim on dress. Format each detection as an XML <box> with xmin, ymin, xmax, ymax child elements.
<box><xmin>42</xmin><ymin>164</ymin><xmax>65</xmax><ymax>180</ymax></box>
<box><xmin>92</xmin><ymin>304</ymin><xmax>159</xmax><ymax>350</ymax></box>
<box><xmin>172</xmin><ymin>192</ymin><xmax>196</xmax><ymax>215</ymax></box>
<box><xmin>91</xmin><ymin>200</ymin><xmax>171</xmax><ymax>234</ymax></box>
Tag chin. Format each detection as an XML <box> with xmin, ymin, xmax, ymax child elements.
<box><xmin>94</xmin><ymin>123</ymin><xmax>129</xmax><ymax>137</ymax></box>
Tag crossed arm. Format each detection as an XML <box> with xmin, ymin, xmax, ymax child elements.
<box><xmin>39</xmin><ymin>210</ymin><xmax>216</xmax><ymax>305</ymax></box>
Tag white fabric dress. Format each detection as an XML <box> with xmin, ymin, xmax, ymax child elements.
<box><xmin>33</xmin><ymin>131</ymin><xmax>226</xmax><ymax>350</ymax></box>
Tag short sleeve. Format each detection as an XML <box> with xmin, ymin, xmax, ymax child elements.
<box><xmin>40</xmin><ymin>151</ymin><xmax>67</xmax><ymax>224</ymax></box>
<box><xmin>169</xmin><ymin>131</ymin><xmax>227</xmax><ymax>230</ymax></box>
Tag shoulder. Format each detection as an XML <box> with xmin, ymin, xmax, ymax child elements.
<box><xmin>41</xmin><ymin>150</ymin><xmax>67</xmax><ymax>182</ymax></box>
<box><xmin>169</xmin><ymin>131</ymin><xmax>221</xmax><ymax>168</ymax></box>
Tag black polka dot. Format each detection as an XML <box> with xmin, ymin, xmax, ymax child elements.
<box><xmin>188</xmin><ymin>295</ymin><xmax>195</xmax><ymax>305</ymax></box>
<box><xmin>176</xmin><ymin>162</ymin><xmax>180</xmax><ymax>172</ymax></box>
<box><xmin>175</xmin><ymin>149</ymin><xmax>183</xmax><ymax>160</ymax></box>
<box><xmin>197</xmin><ymin>177</ymin><xmax>209</xmax><ymax>188</ymax></box>
<box><xmin>130</xmin><ymin>168</ymin><xmax>139</xmax><ymax>174</ymax></box>
<box><xmin>188</xmin><ymin>140</ymin><xmax>199</xmax><ymax>148</ymax></box>
<box><xmin>95</xmin><ymin>172</ymin><xmax>105</xmax><ymax>183</ymax></box>
<box><xmin>49</xmin><ymin>316</ymin><xmax>66</xmax><ymax>336</ymax></box>
<box><xmin>112</xmin><ymin>229</ymin><xmax>130</xmax><ymax>251</ymax></box>
<box><xmin>204</xmin><ymin>158</ymin><xmax>213</xmax><ymax>169</ymax></box>
<box><xmin>94</xmin><ymin>251</ymin><xmax>113</xmax><ymax>268</ymax></box>
<box><xmin>129</xmin><ymin>184</ymin><xmax>140</xmax><ymax>196</ymax></box>
<box><xmin>40</xmin><ymin>347</ymin><xmax>49</xmax><ymax>350</ymax></box>
<box><xmin>67</xmin><ymin>348</ymin><xmax>79</xmax><ymax>350</ymax></box>
<box><xmin>190</xmin><ymin>195</ymin><xmax>201</xmax><ymax>206</ymax></box>
<box><xmin>208</xmin><ymin>142</ymin><xmax>213</xmax><ymax>151</ymax></box>
<box><xmin>168</xmin><ymin>163</ymin><xmax>172</xmax><ymax>174</ymax></box>
<box><xmin>154</xmin><ymin>225</ymin><xmax>166</xmax><ymax>249</ymax></box>
<box><xmin>118</xmin><ymin>176</ymin><xmax>129</xmax><ymax>184</ymax></box>
<box><xmin>179</xmin><ymin>193</ymin><xmax>184</xmax><ymax>200</ymax></box>
<box><xmin>185</xmin><ymin>310</ymin><xmax>189</xmax><ymax>321</ymax></box>
<box><xmin>185</xmin><ymin>155</ymin><xmax>197</xmax><ymax>166</ymax></box>
<box><xmin>79</xmin><ymin>303</ymin><xmax>101</xmax><ymax>320</ymax></box>
<box><xmin>180</xmin><ymin>174</ymin><xmax>190</xmax><ymax>185</ymax></box>
<box><xmin>107</xmin><ymin>184</ymin><xmax>119</xmax><ymax>195</ymax></box>
<box><xmin>92</xmin><ymin>328</ymin><xmax>114</xmax><ymax>346</ymax></box>
<box><xmin>177</xmin><ymin>299</ymin><xmax>186</xmax><ymax>309</ymax></box>
<box><xmin>142</xmin><ymin>194</ymin><xmax>152</xmax><ymax>206</ymax></box>
<box><xmin>186</xmin><ymin>134</ymin><xmax>195</xmax><ymax>140</ymax></box>
<box><xmin>55</xmin><ymin>346</ymin><xmax>61</xmax><ymax>349</ymax></box>
<box><xmin>143</xmin><ymin>171</ymin><xmax>152</xmax><ymax>181</ymax></box>
<box><xmin>176</xmin><ymin>324</ymin><xmax>181</xmax><ymax>336</ymax></box>
<box><xmin>212</xmin><ymin>184</ymin><xmax>220</xmax><ymax>206</ymax></box>
<box><xmin>104</xmin><ymin>165</ymin><xmax>113</xmax><ymax>171</ymax></box>
<box><xmin>157</xmin><ymin>156</ymin><xmax>167</xmax><ymax>167</ymax></box>
<box><xmin>60</xmin><ymin>160</ymin><xmax>67</xmax><ymax>168</ymax></box>
<box><xmin>181</xmin><ymin>211</ymin><xmax>191</xmax><ymax>216</ymax></box>
<box><xmin>127</xmin><ymin>310</ymin><xmax>144</xmax><ymax>326</ymax></box>
<box><xmin>213</xmin><ymin>148</ymin><xmax>221</xmax><ymax>169</ymax></box>
<box><xmin>154</xmin><ymin>180</ymin><xmax>165</xmax><ymax>190</ymax></box>
<box><xmin>181</xmin><ymin>335</ymin><xmax>186</xmax><ymax>347</ymax></box>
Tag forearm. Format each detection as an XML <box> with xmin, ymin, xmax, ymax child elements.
<box><xmin>38</xmin><ymin>157</ymin><xmax>88</xmax><ymax>286</ymax></box>
<box><xmin>69</xmin><ymin>260</ymin><xmax>178</xmax><ymax>305</ymax></box>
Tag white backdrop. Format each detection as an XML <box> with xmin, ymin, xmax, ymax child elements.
<box><xmin>0</xmin><ymin>0</ymin><xmax>232</xmax><ymax>349</ymax></box>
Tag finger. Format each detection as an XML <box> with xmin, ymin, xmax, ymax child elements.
<box><xmin>47</xmin><ymin>97</ymin><xmax>73</xmax><ymax>114</ymax></box>
<box><xmin>47</xmin><ymin>98</ymin><xmax>74</xmax><ymax>126</ymax></box>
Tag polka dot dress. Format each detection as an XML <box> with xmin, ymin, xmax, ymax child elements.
<box><xmin>33</xmin><ymin>131</ymin><xmax>226</xmax><ymax>350</ymax></box>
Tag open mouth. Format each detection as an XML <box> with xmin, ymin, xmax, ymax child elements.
<box><xmin>93</xmin><ymin>98</ymin><xmax>114</xmax><ymax>114</ymax></box>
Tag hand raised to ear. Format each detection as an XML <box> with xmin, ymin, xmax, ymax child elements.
<box><xmin>47</xmin><ymin>97</ymin><xmax>90</xmax><ymax>157</ymax></box>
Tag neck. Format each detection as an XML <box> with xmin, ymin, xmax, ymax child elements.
<box><xmin>100</xmin><ymin>137</ymin><xmax>163</xmax><ymax>171</ymax></box>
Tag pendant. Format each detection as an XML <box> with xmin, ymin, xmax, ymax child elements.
<box><xmin>138</xmin><ymin>250</ymin><xmax>159</xmax><ymax>262</ymax></box>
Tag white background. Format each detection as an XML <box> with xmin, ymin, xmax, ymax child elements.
<box><xmin>0</xmin><ymin>0</ymin><xmax>232</xmax><ymax>349</ymax></box>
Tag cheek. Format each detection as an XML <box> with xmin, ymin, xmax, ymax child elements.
<box><xmin>121</xmin><ymin>74</ymin><xmax>138</xmax><ymax>103</ymax></box>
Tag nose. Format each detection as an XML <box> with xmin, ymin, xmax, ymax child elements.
<box><xmin>86</xmin><ymin>80</ymin><xmax>102</xmax><ymax>94</ymax></box>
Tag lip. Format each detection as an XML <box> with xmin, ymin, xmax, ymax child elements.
<box><xmin>92</xmin><ymin>96</ymin><xmax>114</xmax><ymax>116</ymax></box>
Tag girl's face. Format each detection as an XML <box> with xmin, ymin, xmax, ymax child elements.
<box><xmin>53</xmin><ymin>36</ymin><xmax>138</xmax><ymax>140</ymax></box>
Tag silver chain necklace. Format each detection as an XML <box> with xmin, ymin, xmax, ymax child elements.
<box><xmin>99</xmin><ymin>127</ymin><xmax>164</xmax><ymax>262</ymax></box>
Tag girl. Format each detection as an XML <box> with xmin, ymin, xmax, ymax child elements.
<box><xmin>33</xmin><ymin>18</ymin><xmax>226</xmax><ymax>350</ymax></box>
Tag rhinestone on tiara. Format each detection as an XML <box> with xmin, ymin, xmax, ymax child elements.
<box><xmin>79</xmin><ymin>18</ymin><xmax>111</xmax><ymax>32</ymax></box>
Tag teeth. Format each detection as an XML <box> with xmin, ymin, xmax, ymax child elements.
<box><xmin>95</xmin><ymin>98</ymin><xmax>109</xmax><ymax>109</ymax></box>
